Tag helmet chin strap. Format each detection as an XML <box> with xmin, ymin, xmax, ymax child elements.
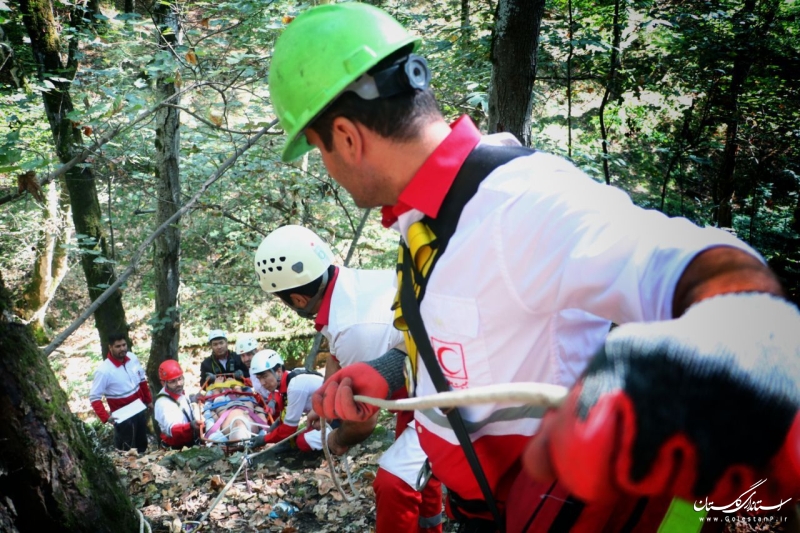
<box><xmin>290</xmin><ymin>269</ymin><xmax>330</xmax><ymax>319</ymax></box>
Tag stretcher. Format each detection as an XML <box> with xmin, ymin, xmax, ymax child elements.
<box><xmin>194</xmin><ymin>372</ymin><xmax>274</xmax><ymax>453</ymax></box>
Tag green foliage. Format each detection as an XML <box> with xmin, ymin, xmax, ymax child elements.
<box><xmin>2</xmin><ymin>0</ymin><xmax>799</xmax><ymax>352</ymax></box>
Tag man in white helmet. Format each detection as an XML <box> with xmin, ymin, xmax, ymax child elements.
<box><xmin>199</xmin><ymin>329</ymin><xmax>246</xmax><ymax>386</ymax></box>
<box><xmin>254</xmin><ymin>225</ymin><xmax>443</xmax><ymax>533</ymax></box>
<box><xmin>234</xmin><ymin>335</ymin><xmax>259</xmax><ymax>378</ymax></box>
<box><xmin>248</xmin><ymin>349</ymin><xmax>325</xmax><ymax>452</ymax></box>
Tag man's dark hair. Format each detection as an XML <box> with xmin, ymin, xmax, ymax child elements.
<box><xmin>274</xmin><ymin>264</ymin><xmax>336</xmax><ymax>306</ymax></box>
<box><xmin>308</xmin><ymin>51</ymin><xmax>442</xmax><ymax>151</ymax></box>
<box><xmin>108</xmin><ymin>332</ymin><xmax>127</xmax><ymax>345</ymax></box>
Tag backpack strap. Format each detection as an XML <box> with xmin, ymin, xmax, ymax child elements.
<box><xmin>398</xmin><ymin>143</ymin><xmax>535</xmax><ymax>530</ymax></box>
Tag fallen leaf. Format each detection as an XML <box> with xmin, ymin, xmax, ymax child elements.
<box><xmin>200</xmin><ymin>17</ymin><xmax>210</xmax><ymax>28</ymax></box>
<box><xmin>186</xmin><ymin>50</ymin><xmax>198</xmax><ymax>65</ymax></box>
<box><xmin>210</xmin><ymin>475</ymin><xmax>225</xmax><ymax>490</ymax></box>
<box><xmin>16</xmin><ymin>171</ymin><xmax>44</xmax><ymax>203</ymax></box>
<box><xmin>82</xmin><ymin>125</ymin><xmax>93</xmax><ymax>136</ymax></box>
<box><xmin>282</xmin><ymin>15</ymin><xmax>295</xmax><ymax>24</ymax></box>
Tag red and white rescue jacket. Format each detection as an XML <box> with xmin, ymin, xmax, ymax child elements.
<box><xmin>382</xmin><ymin>115</ymin><xmax>761</xmax><ymax>503</ymax></box>
<box><xmin>154</xmin><ymin>387</ymin><xmax>195</xmax><ymax>448</ymax></box>
<box><xmin>89</xmin><ymin>351</ymin><xmax>152</xmax><ymax>423</ymax></box>
<box><xmin>316</xmin><ymin>266</ymin><xmax>430</xmax><ymax>489</ymax></box>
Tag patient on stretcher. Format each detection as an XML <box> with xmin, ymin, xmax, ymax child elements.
<box><xmin>196</xmin><ymin>375</ymin><xmax>270</xmax><ymax>443</ymax></box>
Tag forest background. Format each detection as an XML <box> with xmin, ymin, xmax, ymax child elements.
<box><xmin>0</xmin><ymin>0</ymin><xmax>798</xmax><ymax>530</ymax></box>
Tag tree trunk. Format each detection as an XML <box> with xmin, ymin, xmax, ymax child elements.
<box><xmin>460</xmin><ymin>0</ymin><xmax>470</xmax><ymax>39</ymax></box>
<box><xmin>124</xmin><ymin>0</ymin><xmax>135</xmax><ymax>13</ymax></box>
<box><xmin>487</xmin><ymin>0</ymin><xmax>546</xmax><ymax>146</ymax></box>
<box><xmin>148</xmin><ymin>1</ymin><xmax>183</xmax><ymax>387</ymax></box>
<box><xmin>598</xmin><ymin>0</ymin><xmax>622</xmax><ymax>184</ymax></box>
<box><xmin>20</xmin><ymin>0</ymin><xmax>129</xmax><ymax>354</ymax></box>
<box><xmin>19</xmin><ymin>181</ymin><xmax>71</xmax><ymax>336</ymax></box>
<box><xmin>714</xmin><ymin>0</ymin><xmax>779</xmax><ymax>228</ymax></box>
<box><xmin>0</xmin><ymin>273</ymin><xmax>138</xmax><ymax>532</ymax></box>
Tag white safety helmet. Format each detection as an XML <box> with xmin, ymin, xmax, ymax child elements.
<box><xmin>208</xmin><ymin>329</ymin><xmax>227</xmax><ymax>343</ymax></box>
<box><xmin>250</xmin><ymin>349</ymin><xmax>285</xmax><ymax>375</ymax></box>
<box><xmin>235</xmin><ymin>335</ymin><xmax>258</xmax><ymax>354</ymax></box>
<box><xmin>254</xmin><ymin>225</ymin><xmax>333</xmax><ymax>293</ymax></box>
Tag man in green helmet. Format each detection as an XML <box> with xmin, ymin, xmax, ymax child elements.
<box><xmin>268</xmin><ymin>3</ymin><xmax>800</xmax><ymax>532</ymax></box>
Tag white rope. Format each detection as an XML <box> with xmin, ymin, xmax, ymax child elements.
<box><xmin>320</xmin><ymin>418</ymin><xmax>360</xmax><ymax>502</ymax></box>
<box><xmin>354</xmin><ymin>382</ymin><xmax>568</xmax><ymax>411</ymax></box>
<box><xmin>137</xmin><ymin>509</ymin><xmax>152</xmax><ymax>533</ymax></box>
<box><xmin>185</xmin><ymin>422</ymin><xmax>308</xmax><ymax>531</ymax></box>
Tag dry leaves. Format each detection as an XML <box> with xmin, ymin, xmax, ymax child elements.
<box><xmin>16</xmin><ymin>171</ymin><xmax>44</xmax><ymax>203</ymax></box>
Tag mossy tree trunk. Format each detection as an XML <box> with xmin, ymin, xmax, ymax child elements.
<box><xmin>0</xmin><ymin>272</ymin><xmax>138</xmax><ymax>532</ymax></box>
<box><xmin>147</xmin><ymin>0</ymin><xmax>183</xmax><ymax>389</ymax></box>
<box><xmin>19</xmin><ymin>181</ymin><xmax>71</xmax><ymax>342</ymax></box>
<box><xmin>487</xmin><ymin>0</ymin><xmax>546</xmax><ymax>147</ymax></box>
<box><xmin>19</xmin><ymin>0</ymin><xmax>129</xmax><ymax>354</ymax></box>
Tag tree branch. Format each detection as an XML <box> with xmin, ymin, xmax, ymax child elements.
<box><xmin>165</xmin><ymin>104</ymin><xmax>273</xmax><ymax>135</ymax></box>
<box><xmin>42</xmin><ymin>119</ymin><xmax>279</xmax><ymax>356</ymax></box>
<box><xmin>0</xmin><ymin>82</ymin><xmax>213</xmax><ymax>207</ymax></box>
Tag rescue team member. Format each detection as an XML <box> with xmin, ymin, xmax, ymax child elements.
<box><xmin>234</xmin><ymin>335</ymin><xmax>259</xmax><ymax>378</ymax></box>
<box><xmin>90</xmin><ymin>333</ymin><xmax>153</xmax><ymax>453</ymax></box>
<box><xmin>254</xmin><ymin>225</ymin><xmax>444</xmax><ymax>533</ymax></box>
<box><xmin>268</xmin><ymin>4</ymin><xmax>800</xmax><ymax>531</ymax></box>
<box><xmin>154</xmin><ymin>360</ymin><xmax>199</xmax><ymax>449</ymax></box>
<box><xmin>248</xmin><ymin>350</ymin><xmax>325</xmax><ymax>453</ymax></box>
<box><xmin>199</xmin><ymin>329</ymin><xmax>245</xmax><ymax>386</ymax></box>
<box><xmin>234</xmin><ymin>336</ymin><xmax>275</xmax><ymax>415</ymax></box>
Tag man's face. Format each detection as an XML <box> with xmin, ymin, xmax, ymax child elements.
<box><xmin>240</xmin><ymin>349</ymin><xmax>256</xmax><ymax>369</ymax></box>
<box><xmin>257</xmin><ymin>370</ymin><xmax>279</xmax><ymax>392</ymax></box>
<box><xmin>109</xmin><ymin>340</ymin><xmax>127</xmax><ymax>360</ymax></box>
<box><xmin>304</xmin><ymin>128</ymin><xmax>390</xmax><ymax>209</ymax></box>
<box><xmin>164</xmin><ymin>375</ymin><xmax>185</xmax><ymax>396</ymax></box>
<box><xmin>211</xmin><ymin>338</ymin><xmax>228</xmax><ymax>358</ymax></box>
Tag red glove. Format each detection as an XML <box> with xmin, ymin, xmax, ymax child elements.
<box><xmin>263</xmin><ymin>422</ymin><xmax>297</xmax><ymax>445</ymax></box>
<box><xmin>524</xmin><ymin>294</ymin><xmax>800</xmax><ymax>506</ymax></box>
<box><xmin>312</xmin><ymin>363</ymin><xmax>389</xmax><ymax>422</ymax></box>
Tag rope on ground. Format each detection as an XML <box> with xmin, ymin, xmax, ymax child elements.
<box><xmin>183</xmin><ymin>423</ymin><xmax>308</xmax><ymax>532</ymax></box>
<box><xmin>137</xmin><ymin>509</ymin><xmax>152</xmax><ymax>533</ymax></box>
<box><xmin>320</xmin><ymin>417</ymin><xmax>360</xmax><ymax>502</ymax></box>
<box><xmin>354</xmin><ymin>382</ymin><xmax>569</xmax><ymax>411</ymax></box>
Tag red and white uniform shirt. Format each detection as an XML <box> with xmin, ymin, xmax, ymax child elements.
<box><xmin>283</xmin><ymin>372</ymin><xmax>324</xmax><ymax>428</ymax></box>
<box><xmin>89</xmin><ymin>351</ymin><xmax>152</xmax><ymax>423</ymax></box>
<box><xmin>154</xmin><ymin>388</ymin><xmax>195</xmax><ymax>447</ymax></box>
<box><xmin>316</xmin><ymin>266</ymin><xmax>429</xmax><ymax>490</ymax></box>
<box><xmin>383</xmin><ymin>115</ymin><xmax>761</xmax><ymax>502</ymax></box>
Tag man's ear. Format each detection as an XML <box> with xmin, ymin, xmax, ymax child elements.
<box><xmin>290</xmin><ymin>293</ymin><xmax>310</xmax><ymax>308</ymax></box>
<box><xmin>330</xmin><ymin>116</ymin><xmax>364</xmax><ymax>164</ymax></box>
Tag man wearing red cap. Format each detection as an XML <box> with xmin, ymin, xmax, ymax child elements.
<box><xmin>155</xmin><ymin>360</ymin><xmax>200</xmax><ymax>449</ymax></box>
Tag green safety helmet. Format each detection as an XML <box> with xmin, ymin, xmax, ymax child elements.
<box><xmin>269</xmin><ymin>3</ymin><xmax>421</xmax><ymax>162</ymax></box>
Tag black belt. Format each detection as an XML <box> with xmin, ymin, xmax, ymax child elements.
<box><xmin>448</xmin><ymin>490</ymin><xmax>503</xmax><ymax>533</ymax></box>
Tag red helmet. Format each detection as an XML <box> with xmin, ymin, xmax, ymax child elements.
<box><xmin>159</xmin><ymin>359</ymin><xmax>183</xmax><ymax>381</ymax></box>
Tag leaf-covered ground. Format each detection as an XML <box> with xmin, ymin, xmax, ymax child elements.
<box><xmin>113</xmin><ymin>427</ymin><xmax>398</xmax><ymax>533</ymax></box>
<box><xmin>55</xmin><ymin>329</ymin><xmax>796</xmax><ymax>532</ymax></box>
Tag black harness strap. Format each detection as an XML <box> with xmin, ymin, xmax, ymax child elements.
<box><xmin>399</xmin><ymin>144</ymin><xmax>535</xmax><ymax>531</ymax></box>
<box><xmin>157</xmin><ymin>391</ymin><xmax>194</xmax><ymax>422</ymax></box>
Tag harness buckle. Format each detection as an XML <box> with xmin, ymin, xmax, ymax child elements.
<box><xmin>416</xmin><ymin>458</ymin><xmax>433</xmax><ymax>491</ymax></box>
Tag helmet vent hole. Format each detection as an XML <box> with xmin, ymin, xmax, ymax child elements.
<box><xmin>268</xmin><ymin>267</ymin><xmax>273</xmax><ymax>272</ymax></box>
<box><xmin>277</xmin><ymin>266</ymin><xmax>282</xmax><ymax>271</ymax></box>
<box><xmin>271</xmin><ymin>258</ymin><xmax>276</xmax><ymax>263</ymax></box>
<box><xmin>261</xmin><ymin>269</ymin><xmax>266</xmax><ymax>274</ymax></box>
<box><xmin>280</xmin><ymin>257</ymin><xmax>286</xmax><ymax>262</ymax></box>
<box><xmin>271</xmin><ymin>283</ymin><xmax>276</xmax><ymax>288</ymax></box>
<box><xmin>256</xmin><ymin>260</ymin><xmax>261</xmax><ymax>266</ymax></box>
<box><xmin>292</xmin><ymin>262</ymin><xmax>303</xmax><ymax>273</ymax></box>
